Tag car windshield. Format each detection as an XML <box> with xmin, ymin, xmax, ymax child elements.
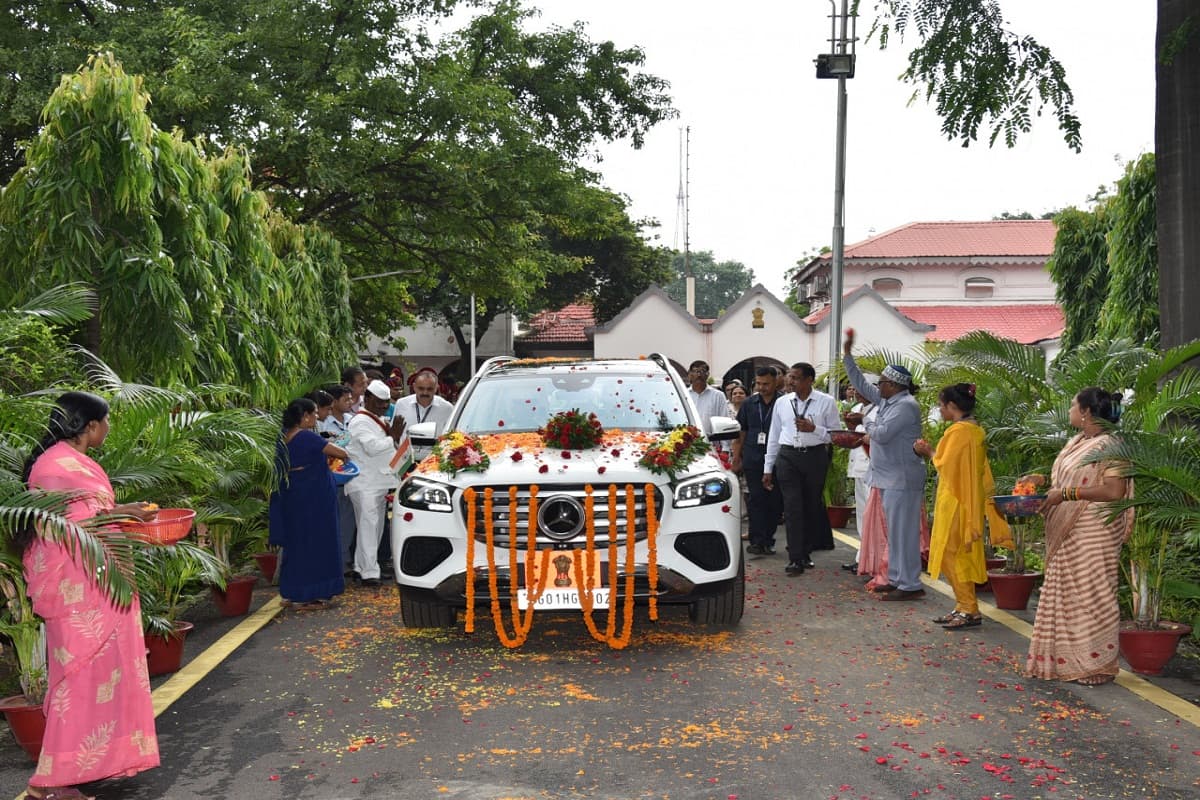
<box><xmin>455</xmin><ymin>367</ymin><xmax>691</xmax><ymax>435</ymax></box>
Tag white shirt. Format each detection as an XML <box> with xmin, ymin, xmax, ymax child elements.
<box><xmin>763</xmin><ymin>388</ymin><xmax>841</xmax><ymax>473</ymax></box>
<box><xmin>393</xmin><ymin>394</ymin><xmax>455</xmax><ymax>460</ymax></box>
<box><xmin>688</xmin><ymin>385</ymin><xmax>730</xmax><ymax>436</ymax></box>
<box><xmin>344</xmin><ymin>411</ymin><xmax>401</xmax><ymax>495</ymax></box>
<box><xmin>318</xmin><ymin>412</ymin><xmax>351</xmax><ymax>443</ymax></box>
<box><xmin>847</xmin><ymin>401</ymin><xmax>876</xmax><ymax>480</ymax></box>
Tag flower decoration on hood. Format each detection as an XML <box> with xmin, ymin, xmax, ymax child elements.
<box><xmin>638</xmin><ymin>425</ymin><xmax>710</xmax><ymax>479</ymax></box>
<box><xmin>539</xmin><ymin>408</ymin><xmax>604</xmax><ymax>450</ymax></box>
<box><xmin>430</xmin><ymin>430</ymin><xmax>490</xmax><ymax>477</ymax></box>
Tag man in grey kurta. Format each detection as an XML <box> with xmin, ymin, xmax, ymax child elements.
<box><xmin>843</xmin><ymin>343</ymin><xmax>927</xmax><ymax>600</ymax></box>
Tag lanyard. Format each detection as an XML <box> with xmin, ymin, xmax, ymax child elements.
<box><xmin>415</xmin><ymin>401</ymin><xmax>432</xmax><ymax>424</ymax></box>
<box><xmin>791</xmin><ymin>396</ymin><xmax>813</xmax><ymax>419</ymax></box>
<box><xmin>757</xmin><ymin>396</ymin><xmax>775</xmax><ymax>430</ymax></box>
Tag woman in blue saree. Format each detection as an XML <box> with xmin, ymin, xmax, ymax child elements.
<box><xmin>269</xmin><ymin>397</ymin><xmax>348</xmax><ymax>607</ymax></box>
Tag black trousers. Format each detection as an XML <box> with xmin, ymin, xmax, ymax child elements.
<box><xmin>744</xmin><ymin>467</ymin><xmax>783</xmax><ymax>547</ymax></box>
<box><xmin>775</xmin><ymin>445</ymin><xmax>832</xmax><ymax>562</ymax></box>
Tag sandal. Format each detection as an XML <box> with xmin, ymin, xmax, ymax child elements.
<box><xmin>931</xmin><ymin>612</ymin><xmax>956</xmax><ymax>624</ymax></box>
<box><xmin>1074</xmin><ymin>674</ymin><xmax>1115</xmax><ymax>686</ymax></box>
<box><xmin>940</xmin><ymin>611</ymin><xmax>982</xmax><ymax>629</ymax></box>
<box><xmin>26</xmin><ymin>787</ymin><xmax>96</xmax><ymax>800</ymax></box>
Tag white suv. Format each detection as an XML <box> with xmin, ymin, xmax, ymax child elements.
<box><xmin>392</xmin><ymin>354</ymin><xmax>744</xmax><ymax>629</ymax></box>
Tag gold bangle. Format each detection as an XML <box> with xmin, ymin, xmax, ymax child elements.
<box><xmin>1060</xmin><ymin>488</ymin><xmax>1067</xmax><ymax>502</ymax></box>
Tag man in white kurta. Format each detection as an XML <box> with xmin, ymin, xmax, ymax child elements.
<box><xmin>345</xmin><ymin>380</ymin><xmax>406</xmax><ymax>584</ymax></box>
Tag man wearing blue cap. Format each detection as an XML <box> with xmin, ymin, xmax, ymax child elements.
<box><xmin>842</xmin><ymin>332</ymin><xmax>927</xmax><ymax>600</ymax></box>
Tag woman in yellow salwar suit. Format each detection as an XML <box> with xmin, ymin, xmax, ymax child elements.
<box><xmin>914</xmin><ymin>383</ymin><xmax>1011</xmax><ymax>629</ymax></box>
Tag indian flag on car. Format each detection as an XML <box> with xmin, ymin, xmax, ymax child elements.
<box><xmin>389</xmin><ymin>434</ymin><xmax>414</xmax><ymax>476</ymax></box>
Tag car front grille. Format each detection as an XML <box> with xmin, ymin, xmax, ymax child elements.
<box><xmin>459</xmin><ymin>483</ymin><xmax>664</xmax><ymax>549</ymax></box>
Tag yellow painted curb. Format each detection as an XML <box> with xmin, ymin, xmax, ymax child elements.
<box><xmin>831</xmin><ymin>529</ymin><xmax>1200</xmax><ymax>727</ymax></box>
<box><xmin>152</xmin><ymin>595</ymin><xmax>285</xmax><ymax>716</ymax></box>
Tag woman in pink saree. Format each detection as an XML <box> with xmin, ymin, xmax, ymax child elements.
<box><xmin>20</xmin><ymin>392</ymin><xmax>160</xmax><ymax>799</ymax></box>
<box><xmin>1023</xmin><ymin>388</ymin><xmax>1133</xmax><ymax>686</ymax></box>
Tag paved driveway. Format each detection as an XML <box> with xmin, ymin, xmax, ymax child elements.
<box><xmin>3</xmin><ymin>535</ymin><xmax>1198</xmax><ymax>800</ymax></box>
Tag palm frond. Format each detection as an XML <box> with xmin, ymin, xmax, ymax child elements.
<box><xmin>0</xmin><ymin>282</ymin><xmax>96</xmax><ymax>326</ymax></box>
<box><xmin>0</xmin><ymin>481</ymin><xmax>137</xmax><ymax>606</ymax></box>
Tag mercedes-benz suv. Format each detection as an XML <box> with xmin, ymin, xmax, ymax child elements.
<box><xmin>392</xmin><ymin>354</ymin><xmax>744</xmax><ymax>629</ymax></box>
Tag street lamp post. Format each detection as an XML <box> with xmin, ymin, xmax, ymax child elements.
<box><xmin>816</xmin><ymin>0</ymin><xmax>856</xmax><ymax>396</ymax></box>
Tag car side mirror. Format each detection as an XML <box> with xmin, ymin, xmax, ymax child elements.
<box><xmin>409</xmin><ymin>421</ymin><xmax>437</xmax><ymax>446</ymax></box>
<box><xmin>708</xmin><ymin>416</ymin><xmax>740</xmax><ymax>442</ymax></box>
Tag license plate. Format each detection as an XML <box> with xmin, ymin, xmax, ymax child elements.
<box><xmin>518</xmin><ymin>587</ymin><xmax>610</xmax><ymax>610</ymax></box>
<box><xmin>517</xmin><ymin>549</ymin><xmax>605</xmax><ymax>610</ymax></box>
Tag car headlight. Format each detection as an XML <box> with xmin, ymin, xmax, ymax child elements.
<box><xmin>673</xmin><ymin>472</ymin><xmax>732</xmax><ymax>508</ymax></box>
<box><xmin>398</xmin><ymin>477</ymin><xmax>454</xmax><ymax>513</ymax></box>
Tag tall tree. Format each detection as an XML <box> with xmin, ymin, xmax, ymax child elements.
<box><xmin>0</xmin><ymin>55</ymin><xmax>354</xmax><ymax>404</ymax></box>
<box><xmin>1046</xmin><ymin>203</ymin><xmax>1114</xmax><ymax>352</ymax></box>
<box><xmin>1155</xmin><ymin>1</ymin><xmax>1200</xmax><ymax>352</ymax></box>
<box><xmin>531</xmin><ymin>186</ymin><xmax>673</xmax><ymax>324</ymax></box>
<box><xmin>1097</xmin><ymin>154</ymin><xmax>1159</xmax><ymax>344</ymax></box>
<box><xmin>663</xmin><ymin>251</ymin><xmax>755</xmax><ymax>319</ymax></box>
<box><xmin>0</xmin><ymin>1</ymin><xmax>675</xmax><ymax>362</ymax></box>
<box><xmin>872</xmin><ymin>1</ymin><xmax>1198</xmax><ymax>352</ymax></box>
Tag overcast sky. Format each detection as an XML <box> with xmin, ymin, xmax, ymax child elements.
<box><xmin>528</xmin><ymin>1</ymin><xmax>1157</xmax><ymax>298</ymax></box>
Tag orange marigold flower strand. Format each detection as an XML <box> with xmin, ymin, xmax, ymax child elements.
<box><xmin>645</xmin><ymin>482</ymin><xmax>658</xmax><ymax>621</ymax></box>
<box><xmin>464</xmin><ymin>487</ymin><xmax>477</xmax><ymax>633</ymax></box>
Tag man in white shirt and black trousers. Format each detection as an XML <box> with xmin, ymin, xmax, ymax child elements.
<box><xmin>763</xmin><ymin>362</ymin><xmax>841</xmax><ymax>575</ymax></box>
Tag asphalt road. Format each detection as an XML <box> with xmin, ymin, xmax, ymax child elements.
<box><xmin>4</xmin><ymin>535</ymin><xmax>1199</xmax><ymax>800</ymax></box>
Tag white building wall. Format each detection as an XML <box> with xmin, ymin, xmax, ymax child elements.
<box><xmin>846</xmin><ymin>261</ymin><xmax>1055</xmax><ymax>305</ymax></box>
<box><xmin>362</xmin><ymin>313</ymin><xmax>516</xmax><ymax>372</ymax></box>
<box><xmin>803</xmin><ymin>305</ymin><xmax>928</xmax><ymax>376</ymax></box>
<box><xmin>710</xmin><ymin>289</ymin><xmax>809</xmax><ymax>374</ymax></box>
<box><xmin>594</xmin><ymin>293</ymin><xmax>703</xmax><ymax>366</ymax></box>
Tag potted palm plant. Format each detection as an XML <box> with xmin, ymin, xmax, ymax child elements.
<box><xmin>135</xmin><ymin>540</ymin><xmax>225</xmax><ymax>675</ymax></box>
<box><xmin>0</xmin><ymin>550</ymin><xmax>47</xmax><ymax>761</ymax></box>
<box><xmin>823</xmin><ymin>446</ymin><xmax>854</xmax><ymax>528</ymax></box>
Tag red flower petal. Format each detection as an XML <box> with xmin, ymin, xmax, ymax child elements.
<box><xmin>539</xmin><ymin>464</ymin><xmax>549</xmax><ymax>474</ymax></box>
<box><xmin>402</xmin><ymin>512</ymin><xmax>413</xmax><ymax>522</ymax></box>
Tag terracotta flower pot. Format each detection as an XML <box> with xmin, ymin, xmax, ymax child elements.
<box><xmin>211</xmin><ymin>575</ymin><xmax>257</xmax><ymax>617</ymax></box>
<box><xmin>977</xmin><ymin>557</ymin><xmax>1008</xmax><ymax>593</ymax></box>
<box><xmin>145</xmin><ymin>620</ymin><xmax>195</xmax><ymax>677</ymax></box>
<box><xmin>986</xmin><ymin>570</ymin><xmax>1042</xmax><ymax>611</ymax></box>
<box><xmin>253</xmin><ymin>551</ymin><xmax>279</xmax><ymax>583</ymax></box>
<box><xmin>1118</xmin><ymin>620</ymin><xmax>1193</xmax><ymax>675</ymax></box>
<box><xmin>1</xmin><ymin>694</ymin><xmax>46</xmax><ymax>762</ymax></box>
<box><xmin>826</xmin><ymin>505</ymin><xmax>853</xmax><ymax>528</ymax></box>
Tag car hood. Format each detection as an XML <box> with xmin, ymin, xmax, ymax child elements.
<box><xmin>411</xmin><ymin>431</ymin><xmax>725</xmax><ymax>487</ymax></box>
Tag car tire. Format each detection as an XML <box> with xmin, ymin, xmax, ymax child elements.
<box><xmin>688</xmin><ymin>554</ymin><xmax>745</xmax><ymax>625</ymax></box>
<box><xmin>400</xmin><ymin>588</ymin><xmax>457</xmax><ymax>629</ymax></box>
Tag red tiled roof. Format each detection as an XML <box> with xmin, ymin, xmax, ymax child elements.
<box><xmin>895</xmin><ymin>304</ymin><xmax>1065</xmax><ymax>343</ymax></box>
<box><xmin>519</xmin><ymin>303</ymin><xmax>596</xmax><ymax>343</ymax></box>
<box><xmin>834</xmin><ymin>220</ymin><xmax>1056</xmax><ymax>260</ymax></box>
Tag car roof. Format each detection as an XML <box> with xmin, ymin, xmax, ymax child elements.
<box><xmin>486</xmin><ymin>356</ymin><xmax>671</xmax><ymax>376</ymax></box>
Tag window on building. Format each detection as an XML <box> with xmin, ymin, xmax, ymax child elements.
<box><xmin>965</xmin><ymin>277</ymin><xmax>995</xmax><ymax>299</ymax></box>
<box><xmin>872</xmin><ymin>278</ymin><xmax>902</xmax><ymax>299</ymax></box>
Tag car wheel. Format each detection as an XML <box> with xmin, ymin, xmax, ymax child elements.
<box><xmin>400</xmin><ymin>588</ymin><xmax>457</xmax><ymax>629</ymax></box>
<box><xmin>688</xmin><ymin>553</ymin><xmax>745</xmax><ymax>625</ymax></box>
